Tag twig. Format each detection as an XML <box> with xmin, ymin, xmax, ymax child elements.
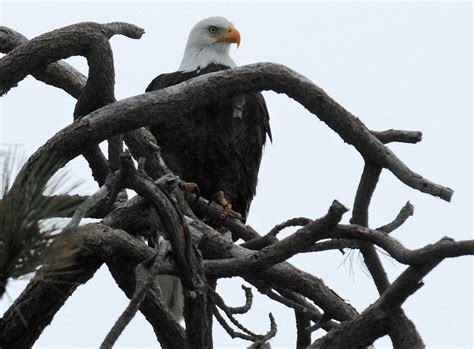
<box><xmin>100</xmin><ymin>245</ymin><xmax>169</xmax><ymax>349</ymax></box>
<box><xmin>249</xmin><ymin>280</ymin><xmax>336</xmax><ymax>331</ymax></box>
<box><xmin>333</xmin><ymin>227</ymin><xmax>474</xmax><ymax>264</ymax></box>
<box><xmin>209</xmin><ymin>287</ymin><xmax>262</xmax><ymax>338</ymax></box>
<box><xmin>213</xmin><ymin>305</ymin><xmax>255</xmax><ymax>341</ymax></box>
<box><xmin>370</xmin><ymin>129</ymin><xmax>422</xmax><ymax>144</ymax></box>
<box><xmin>229</xmin><ymin>285</ymin><xmax>253</xmax><ymax>314</ymax></box>
<box><xmin>0</xmin><ymin>224</ymin><xmax>185</xmax><ymax>348</ymax></box>
<box><xmin>376</xmin><ymin>201</ymin><xmax>414</xmax><ymax>234</ymax></box>
<box><xmin>0</xmin><ymin>22</ymin><xmax>143</xmax><ymax>186</ymax></box>
<box><xmin>213</xmin><ymin>304</ymin><xmax>277</xmax><ymax>343</ymax></box>
<box><xmin>267</xmin><ymin>217</ymin><xmax>312</xmax><ymax>237</ymax></box>
<box><xmin>63</xmin><ymin>170</ymin><xmax>123</xmax><ymax>231</ymax></box>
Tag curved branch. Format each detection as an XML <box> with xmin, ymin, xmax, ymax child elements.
<box><xmin>267</xmin><ymin>217</ymin><xmax>312</xmax><ymax>237</ymax></box>
<box><xmin>228</xmin><ymin>285</ymin><xmax>253</xmax><ymax>314</ymax></box>
<box><xmin>9</xmin><ymin>63</ymin><xmax>452</xmax><ymax>202</ymax></box>
<box><xmin>0</xmin><ymin>22</ymin><xmax>143</xmax><ymax>186</ymax></box>
<box><xmin>192</xmin><ymin>218</ymin><xmax>358</xmax><ymax>322</ymax></box>
<box><xmin>376</xmin><ymin>201</ymin><xmax>414</xmax><ymax>234</ymax></box>
<box><xmin>334</xmin><ymin>226</ymin><xmax>474</xmax><ymax>264</ymax></box>
<box><xmin>0</xmin><ymin>26</ymin><xmax>86</xmax><ymax>98</ymax></box>
<box><xmin>205</xmin><ymin>201</ymin><xmax>348</xmax><ymax>275</ymax></box>
<box><xmin>0</xmin><ymin>22</ymin><xmax>143</xmax><ymax>95</ymax></box>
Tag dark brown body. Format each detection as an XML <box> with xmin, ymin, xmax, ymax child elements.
<box><xmin>146</xmin><ymin>64</ymin><xmax>271</xmax><ymax>219</ymax></box>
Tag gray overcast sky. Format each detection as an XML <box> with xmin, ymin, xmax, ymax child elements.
<box><xmin>0</xmin><ymin>1</ymin><xmax>472</xmax><ymax>348</ymax></box>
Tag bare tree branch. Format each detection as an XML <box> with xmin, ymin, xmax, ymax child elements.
<box><xmin>119</xmin><ymin>152</ymin><xmax>212</xmax><ymax>348</ymax></box>
<box><xmin>192</xmin><ymin>218</ymin><xmax>359</xmax><ymax>322</ymax></box>
<box><xmin>228</xmin><ymin>285</ymin><xmax>253</xmax><ymax>314</ymax></box>
<box><xmin>7</xmin><ymin>63</ymin><xmax>453</xmax><ymax>203</ymax></box>
<box><xmin>64</xmin><ymin>170</ymin><xmax>123</xmax><ymax>230</ymax></box>
<box><xmin>371</xmin><ymin>129</ymin><xmax>422</xmax><ymax>144</ymax></box>
<box><xmin>350</xmin><ymin>162</ymin><xmax>423</xmax><ymax>347</ymax></box>
<box><xmin>205</xmin><ymin>201</ymin><xmax>348</xmax><ymax>275</ymax></box>
<box><xmin>0</xmin><ymin>22</ymin><xmax>143</xmax><ymax>95</ymax></box>
<box><xmin>0</xmin><ymin>26</ymin><xmax>86</xmax><ymax>98</ymax></box>
<box><xmin>377</xmin><ymin>201</ymin><xmax>414</xmax><ymax>234</ymax></box>
<box><xmin>267</xmin><ymin>217</ymin><xmax>312</xmax><ymax>237</ymax></box>
<box><xmin>333</xmin><ymin>227</ymin><xmax>474</xmax><ymax>263</ymax></box>
<box><xmin>100</xmin><ymin>242</ymin><xmax>178</xmax><ymax>349</ymax></box>
<box><xmin>310</xmin><ymin>258</ymin><xmax>442</xmax><ymax>348</ymax></box>
<box><xmin>295</xmin><ymin>310</ymin><xmax>312</xmax><ymax>348</ymax></box>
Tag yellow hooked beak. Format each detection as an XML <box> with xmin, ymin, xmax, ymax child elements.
<box><xmin>215</xmin><ymin>27</ymin><xmax>241</xmax><ymax>48</ymax></box>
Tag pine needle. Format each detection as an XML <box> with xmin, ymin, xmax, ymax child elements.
<box><xmin>0</xmin><ymin>150</ymin><xmax>80</xmax><ymax>298</ymax></box>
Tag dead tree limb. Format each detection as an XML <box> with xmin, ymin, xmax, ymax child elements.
<box><xmin>5</xmin><ymin>63</ymin><xmax>453</xmax><ymax>203</ymax></box>
<box><xmin>0</xmin><ymin>22</ymin><xmax>143</xmax><ymax>186</ymax></box>
<box><xmin>350</xmin><ymin>162</ymin><xmax>424</xmax><ymax>347</ymax></box>
<box><xmin>0</xmin><ymin>26</ymin><xmax>86</xmax><ymax>98</ymax></box>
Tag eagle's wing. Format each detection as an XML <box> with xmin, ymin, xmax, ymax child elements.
<box><xmin>255</xmin><ymin>92</ymin><xmax>272</xmax><ymax>142</ymax></box>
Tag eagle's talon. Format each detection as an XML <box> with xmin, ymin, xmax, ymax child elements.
<box><xmin>210</xmin><ymin>191</ymin><xmax>242</xmax><ymax>219</ymax></box>
<box><xmin>182</xmin><ymin>181</ymin><xmax>200</xmax><ymax>204</ymax></box>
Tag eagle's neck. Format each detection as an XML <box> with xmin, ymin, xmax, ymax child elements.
<box><xmin>178</xmin><ymin>41</ymin><xmax>236</xmax><ymax>72</ymax></box>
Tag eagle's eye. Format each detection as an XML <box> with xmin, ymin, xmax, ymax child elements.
<box><xmin>208</xmin><ymin>26</ymin><xmax>218</xmax><ymax>33</ymax></box>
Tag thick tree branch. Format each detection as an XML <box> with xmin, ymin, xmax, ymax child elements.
<box><xmin>295</xmin><ymin>310</ymin><xmax>312</xmax><ymax>349</ymax></box>
<box><xmin>8</xmin><ymin>63</ymin><xmax>452</xmax><ymax>203</ymax></box>
<box><xmin>0</xmin><ymin>22</ymin><xmax>143</xmax><ymax>95</ymax></box>
<box><xmin>0</xmin><ymin>26</ymin><xmax>86</xmax><ymax>98</ymax></box>
<box><xmin>192</xmin><ymin>218</ymin><xmax>358</xmax><ymax>322</ymax></box>
<box><xmin>205</xmin><ymin>201</ymin><xmax>347</xmax><ymax>275</ymax></box>
<box><xmin>0</xmin><ymin>22</ymin><xmax>143</xmax><ymax>186</ymax></box>
<box><xmin>0</xmin><ymin>232</ymin><xmax>101</xmax><ymax>348</ymax></box>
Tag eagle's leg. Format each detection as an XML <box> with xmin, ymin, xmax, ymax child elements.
<box><xmin>209</xmin><ymin>191</ymin><xmax>242</xmax><ymax>219</ymax></box>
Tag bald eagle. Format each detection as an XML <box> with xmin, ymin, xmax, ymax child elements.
<box><xmin>146</xmin><ymin>16</ymin><xmax>271</xmax><ymax>221</ymax></box>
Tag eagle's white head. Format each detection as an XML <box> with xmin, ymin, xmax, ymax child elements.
<box><xmin>178</xmin><ymin>16</ymin><xmax>241</xmax><ymax>72</ymax></box>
